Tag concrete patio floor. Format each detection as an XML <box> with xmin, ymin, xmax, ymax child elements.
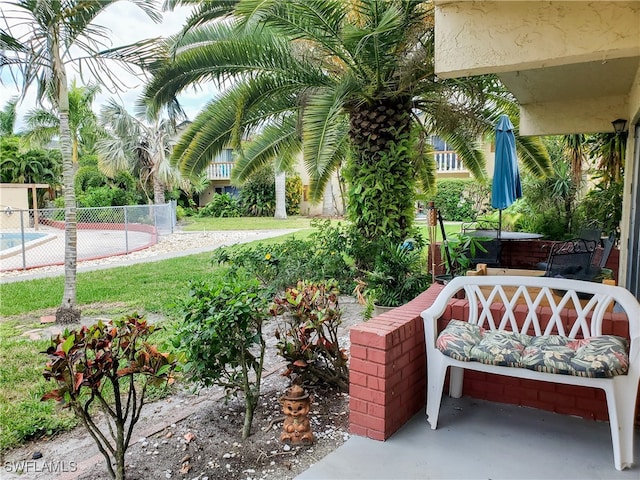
<box><xmin>297</xmin><ymin>395</ymin><xmax>640</xmax><ymax>479</ymax></box>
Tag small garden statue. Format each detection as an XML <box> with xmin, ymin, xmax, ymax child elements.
<box><xmin>279</xmin><ymin>385</ymin><xmax>315</xmax><ymax>445</ymax></box>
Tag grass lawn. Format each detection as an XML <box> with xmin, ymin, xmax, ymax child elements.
<box><xmin>181</xmin><ymin>215</ymin><xmax>313</xmax><ymax>231</ymax></box>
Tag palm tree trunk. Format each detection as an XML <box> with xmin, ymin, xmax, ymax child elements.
<box><xmin>53</xmin><ymin>37</ymin><xmax>80</xmax><ymax>324</ymax></box>
<box><xmin>274</xmin><ymin>170</ymin><xmax>287</xmax><ymax>219</ymax></box>
<box><xmin>153</xmin><ymin>174</ymin><xmax>166</xmax><ymax>205</ymax></box>
<box><xmin>347</xmin><ymin>97</ymin><xmax>416</xmax><ymax>245</ymax></box>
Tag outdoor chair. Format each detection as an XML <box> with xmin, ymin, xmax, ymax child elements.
<box><xmin>578</xmin><ymin>227</ymin><xmax>603</xmax><ymax>243</ymax></box>
<box><xmin>593</xmin><ymin>232</ymin><xmax>616</xmax><ymax>269</ymax></box>
<box><xmin>537</xmin><ymin>238</ymin><xmax>598</xmax><ymax>281</ymax></box>
<box><xmin>462</xmin><ymin>220</ymin><xmax>500</xmax><ymax>234</ymax></box>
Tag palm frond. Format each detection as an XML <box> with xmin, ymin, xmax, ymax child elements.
<box><xmin>308</xmin><ymin>132</ymin><xmax>348</xmax><ymax>202</ymax></box>
<box><xmin>302</xmin><ymin>82</ymin><xmax>350</xmax><ymax>188</ymax></box>
<box><xmin>515</xmin><ymin>133</ymin><xmax>552</xmax><ymax>178</ymax></box>
<box><xmin>232</xmin><ymin>115</ymin><xmax>300</xmax><ymax>184</ymax></box>
<box><xmin>145</xmin><ymin>21</ymin><xmax>324</xmax><ymax>112</ymax></box>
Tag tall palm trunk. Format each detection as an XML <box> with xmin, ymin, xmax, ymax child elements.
<box><xmin>153</xmin><ymin>175</ymin><xmax>166</xmax><ymax>204</ymax></box>
<box><xmin>346</xmin><ymin>97</ymin><xmax>416</xmax><ymax>245</ymax></box>
<box><xmin>274</xmin><ymin>170</ymin><xmax>287</xmax><ymax>219</ymax></box>
<box><xmin>53</xmin><ymin>35</ymin><xmax>80</xmax><ymax>324</ymax></box>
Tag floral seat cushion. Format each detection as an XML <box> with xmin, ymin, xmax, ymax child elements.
<box><xmin>469</xmin><ymin>331</ymin><xmax>531</xmax><ymax>367</ymax></box>
<box><xmin>521</xmin><ymin>335</ymin><xmax>579</xmax><ymax>375</ymax></box>
<box><xmin>436</xmin><ymin>321</ymin><xmax>629</xmax><ymax>378</ymax></box>
<box><xmin>569</xmin><ymin>336</ymin><xmax>629</xmax><ymax>378</ymax></box>
<box><xmin>435</xmin><ymin>320</ymin><xmax>484</xmax><ymax>361</ymax></box>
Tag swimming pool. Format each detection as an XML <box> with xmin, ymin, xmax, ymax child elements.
<box><xmin>0</xmin><ymin>232</ymin><xmax>47</xmax><ymax>251</ymax></box>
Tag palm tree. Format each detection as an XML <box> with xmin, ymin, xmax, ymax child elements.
<box><xmin>97</xmin><ymin>99</ymin><xmax>184</xmax><ymax>204</ymax></box>
<box><xmin>144</xmin><ymin>0</ymin><xmax>551</xmax><ymax>245</ymax></box>
<box><xmin>0</xmin><ymin>96</ymin><xmax>20</xmax><ymax>136</ymax></box>
<box><xmin>2</xmin><ymin>0</ymin><xmax>162</xmax><ymax>325</ymax></box>
<box><xmin>23</xmin><ymin>81</ymin><xmax>102</xmax><ymax>163</ymax></box>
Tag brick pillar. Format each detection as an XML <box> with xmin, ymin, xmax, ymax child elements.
<box><xmin>348</xmin><ymin>284</ymin><xmax>444</xmax><ymax>440</ymax></box>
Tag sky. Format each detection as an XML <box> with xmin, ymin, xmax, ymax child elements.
<box><xmin>0</xmin><ymin>1</ymin><xmax>218</xmax><ymax>130</ymax></box>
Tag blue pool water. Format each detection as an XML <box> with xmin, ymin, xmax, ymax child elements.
<box><xmin>0</xmin><ymin>232</ymin><xmax>47</xmax><ymax>251</ymax></box>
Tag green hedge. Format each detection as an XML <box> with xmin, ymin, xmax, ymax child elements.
<box><xmin>425</xmin><ymin>179</ymin><xmax>490</xmax><ymax>222</ymax></box>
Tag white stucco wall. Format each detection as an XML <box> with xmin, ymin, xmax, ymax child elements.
<box><xmin>435</xmin><ymin>1</ymin><xmax>640</xmax><ymax>77</ymax></box>
<box><xmin>0</xmin><ymin>185</ymin><xmax>30</xmax><ymax>230</ymax></box>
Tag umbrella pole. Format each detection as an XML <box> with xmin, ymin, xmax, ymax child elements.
<box><xmin>498</xmin><ymin>210</ymin><xmax>502</xmax><ymax>240</ymax></box>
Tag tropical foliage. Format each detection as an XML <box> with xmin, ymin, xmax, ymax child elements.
<box><xmin>144</xmin><ymin>0</ymin><xmax>551</xmax><ymax>253</ymax></box>
<box><xmin>41</xmin><ymin>314</ymin><xmax>181</xmax><ymax>480</ymax></box>
<box><xmin>22</xmin><ymin>81</ymin><xmax>102</xmax><ymax>163</ymax></box>
<box><xmin>173</xmin><ymin>269</ymin><xmax>270</xmax><ymax>439</ymax></box>
<box><xmin>0</xmin><ymin>96</ymin><xmax>19</xmax><ymax>136</ymax></box>
<box><xmin>271</xmin><ymin>280</ymin><xmax>349</xmax><ymax>391</ymax></box>
<box><xmin>97</xmin><ymin>100</ymin><xmax>185</xmax><ymax>204</ymax></box>
<box><xmin>1</xmin><ymin>0</ymin><xmax>163</xmax><ymax>323</ymax></box>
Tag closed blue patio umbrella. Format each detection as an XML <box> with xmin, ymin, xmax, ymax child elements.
<box><xmin>491</xmin><ymin>114</ymin><xmax>522</xmax><ymax>238</ymax></box>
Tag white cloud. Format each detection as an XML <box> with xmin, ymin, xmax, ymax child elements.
<box><xmin>1</xmin><ymin>1</ymin><xmax>217</xmax><ymax>130</ymax></box>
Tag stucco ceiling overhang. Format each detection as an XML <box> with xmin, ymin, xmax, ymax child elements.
<box><xmin>499</xmin><ymin>57</ymin><xmax>639</xmax><ymax>105</ymax></box>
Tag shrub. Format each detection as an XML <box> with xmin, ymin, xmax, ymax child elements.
<box><xmin>240</xmin><ymin>167</ymin><xmax>275</xmax><ymax>216</ymax></box>
<box><xmin>239</xmin><ymin>167</ymin><xmax>304</xmax><ymax>217</ymax></box>
<box><xmin>173</xmin><ymin>269</ymin><xmax>271</xmax><ymax>438</ymax></box>
<box><xmin>426</xmin><ymin>179</ymin><xmax>489</xmax><ymax>222</ymax></box>
<box><xmin>271</xmin><ymin>280</ymin><xmax>349</xmax><ymax>391</ymax></box>
<box><xmin>211</xmin><ymin>220</ymin><xmax>357</xmax><ymax>293</ymax></box>
<box><xmin>75</xmin><ymin>165</ymin><xmax>107</xmax><ymax>192</ymax></box>
<box><xmin>364</xmin><ymin>238</ymin><xmax>430</xmax><ymax>308</ymax></box>
<box><xmin>285</xmin><ymin>175</ymin><xmax>303</xmax><ymax>215</ymax></box>
<box><xmin>41</xmin><ymin>314</ymin><xmax>181</xmax><ymax>480</ymax></box>
<box><xmin>574</xmin><ymin>179</ymin><xmax>623</xmax><ymax>238</ymax></box>
<box><xmin>198</xmin><ymin>192</ymin><xmax>242</xmax><ymax>217</ymax></box>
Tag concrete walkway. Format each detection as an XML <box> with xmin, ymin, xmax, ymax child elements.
<box><xmin>297</xmin><ymin>395</ymin><xmax>640</xmax><ymax>479</ymax></box>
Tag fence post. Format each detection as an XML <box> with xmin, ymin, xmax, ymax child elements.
<box><xmin>170</xmin><ymin>200</ymin><xmax>176</xmax><ymax>233</ymax></box>
<box><xmin>19</xmin><ymin>209</ymin><xmax>26</xmax><ymax>270</ymax></box>
<box><xmin>124</xmin><ymin>206</ymin><xmax>129</xmax><ymax>254</ymax></box>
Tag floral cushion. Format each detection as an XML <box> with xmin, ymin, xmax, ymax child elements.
<box><xmin>570</xmin><ymin>336</ymin><xmax>629</xmax><ymax>378</ymax></box>
<box><xmin>521</xmin><ymin>336</ymin><xmax>576</xmax><ymax>375</ymax></box>
<box><xmin>436</xmin><ymin>320</ymin><xmax>484</xmax><ymax>362</ymax></box>
<box><xmin>436</xmin><ymin>321</ymin><xmax>629</xmax><ymax>378</ymax></box>
<box><xmin>469</xmin><ymin>331</ymin><xmax>531</xmax><ymax>367</ymax></box>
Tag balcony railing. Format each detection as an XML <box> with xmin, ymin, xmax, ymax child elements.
<box><xmin>206</xmin><ymin>162</ymin><xmax>234</xmax><ymax>180</ymax></box>
<box><xmin>434</xmin><ymin>150</ymin><xmax>466</xmax><ymax>173</ymax></box>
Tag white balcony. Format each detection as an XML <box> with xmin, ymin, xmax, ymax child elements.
<box><xmin>434</xmin><ymin>150</ymin><xmax>466</xmax><ymax>173</ymax></box>
<box><xmin>205</xmin><ymin>162</ymin><xmax>234</xmax><ymax>180</ymax></box>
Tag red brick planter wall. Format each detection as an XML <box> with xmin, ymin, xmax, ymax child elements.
<box><xmin>349</xmin><ymin>286</ymin><xmax>443</xmax><ymax>440</ymax></box>
<box><xmin>349</xmin><ymin>284</ymin><xmax>638</xmax><ymax>441</ymax></box>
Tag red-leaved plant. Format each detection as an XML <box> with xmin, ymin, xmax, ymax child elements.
<box><xmin>41</xmin><ymin>313</ymin><xmax>181</xmax><ymax>480</ymax></box>
<box><xmin>271</xmin><ymin>280</ymin><xmax>349</xmax><ymax>391</ymax></box>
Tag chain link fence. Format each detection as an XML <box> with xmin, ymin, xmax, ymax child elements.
<box><xmin>0</xmin><ymin>202</ymin><xmax>176</xmax><ymax>272</ymax></box>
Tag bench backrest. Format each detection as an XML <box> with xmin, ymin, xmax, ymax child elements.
<box><xmin>423</xmin><ymin>276</ymin><xmax>640</xmax><ymax>362</ymax></box>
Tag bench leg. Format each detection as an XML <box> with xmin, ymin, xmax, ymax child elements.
<box><xmin>604</xmin><ymin>378</ymin><xmax>637</xmax><ymax>470</ymax></box>
<box><xmin>426</xmin><ymin>355</ymin><xmax>448</xmax><ymax>430</ymax></box>
<box><xmin>449</xmin><ymin>366</ymin><xmax>464</xmax><ymax>398</ymax></box>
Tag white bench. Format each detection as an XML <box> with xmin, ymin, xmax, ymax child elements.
<box><xmin>421</xmin><ymin>275</ymin><xmax>640</xmax><ymax>470</ymax></box>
